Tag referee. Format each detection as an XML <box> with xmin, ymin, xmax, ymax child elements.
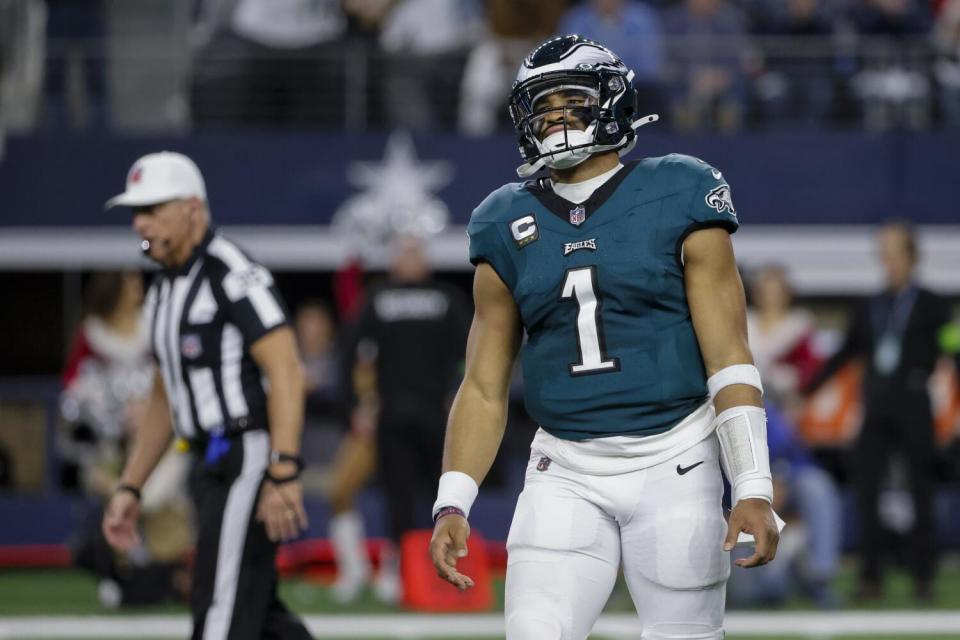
<box><xmin>101</xmin><ymin>152</ymin><xmax>313</xmax><ymax>640</ymax></box>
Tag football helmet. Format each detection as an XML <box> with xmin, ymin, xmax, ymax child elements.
<box><xmin>509</xmin><ymin>35</ymin><xmax>658</xmax><ymax>178</ymax></box>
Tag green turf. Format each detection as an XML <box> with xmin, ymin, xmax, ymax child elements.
<box><xmin>2</xmin><ymin>561</ymin><xmax>959</xmax><ymax>640</ymax></box>
<box><xmin>3</xmin><ymin>560</ymin><xmax>960</xmax><ymax>616</ymax></box>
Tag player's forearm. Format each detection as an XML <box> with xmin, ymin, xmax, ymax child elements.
<box><xmin>264</xmin><ymin>358</ymin><xmax>305</xmax><ymax>456</ymax></box>
<box><xmin>120</xmin><ymin>410</ymin><xmax>174</xmax><ymax>490</ymax></box>
<box><xmin>441</xmin><ymin>379</ymin><xmax>509</xmax><ymax>487</ymax></box>
<box><xmin>714</xmin><ymin>384</ymin><xmax>762</xmax><ymax>412</ymax></box>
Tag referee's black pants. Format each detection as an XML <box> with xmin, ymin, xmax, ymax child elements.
<box><xmin>855</xmin><ymin>389</ymin><xmax>937</xmax><ymax>588</ymax></box>
<box><xmin>191</xmin><ymin>430</ymin><xmax>313</xmax><ymax>640</ymax></box>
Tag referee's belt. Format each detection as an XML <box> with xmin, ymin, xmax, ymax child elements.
<box><xmin>176</xmin><ymin>415</ymin><xmax>267</xmax><ymax>453</ymax></box>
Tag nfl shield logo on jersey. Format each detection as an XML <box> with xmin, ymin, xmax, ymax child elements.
<box><xmin>181</xmin><ymin>334</ymin><xmax>202</xmax><ymax>359</ymax></box>
<box><xmin>569</xmin><ymin>205</ymin><xmax>586</xmax><ymax>226</ymax></box>
<box><xmin>536</xmin><ymin>456</ymin><xmax>552</xmax><ymax>472</ymax></box>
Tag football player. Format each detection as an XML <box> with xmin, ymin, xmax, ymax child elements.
<box><xmin>429</xmin><ymin>35</ymin><xmax>780</xmax><ymax>639</ymax></box>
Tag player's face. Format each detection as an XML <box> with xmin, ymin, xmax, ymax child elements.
<box><xmin>531</xmin><ymin>89</ymin><xmax>594</xmax><ymax>141</ymax></box>
<box><xmin>131</xmin><ymin>198</ymin><xmax>199</xmax><ymax>267</ymax></box>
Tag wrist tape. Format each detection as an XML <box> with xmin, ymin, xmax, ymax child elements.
<box><xmin>432</xmin><ymin>471</ymin><xmax>479</xmax><ymax>520</ymax></box>
<box><xmin>707</xmin><ymin>364</ymin><xmax>763</xmax><ymax>401</ymax></box>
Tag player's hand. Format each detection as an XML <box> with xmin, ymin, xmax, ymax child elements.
<box><xmin>429</xmin><ymin>514</ymin><xmax>475</xmax><ymax>591</ymax></box>
<box><xmin>724</xmin><ymin>497</ymin><xmax>779</xmax><ymax>568</ymax></box>
<box><xmin>102</xmin><ymin>489</ymin><xmax>142</xmax><ymax>552</ymax></box>
<box><xmin>257</xmin><ymin>477</ymin><xmax>309</xmax><ymax>543</ymax></box>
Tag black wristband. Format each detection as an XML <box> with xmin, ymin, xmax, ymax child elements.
<box><xmin>269</xmin><ymin>450</ymin><xmax>304</xmax><ymax>471</ymax></box>
<box><xmin>116</xmin><ymin>483</ymin><xmax>142</xmax><ymax>501</ymax></box>
<box><xmin>265</xmin><ymin>469</ymin><xmax>301</xmax><ymax>485</ymax></box>
<box><xmin>433</xmin><ymin>505</ymin><xmax>466</xmax><ymax>523</ymax></box>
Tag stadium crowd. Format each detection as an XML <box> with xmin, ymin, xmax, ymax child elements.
<box><xmin>3</xmin><ymin>0</ymin><xmax>960</xmax><ymax>133</ymax></box>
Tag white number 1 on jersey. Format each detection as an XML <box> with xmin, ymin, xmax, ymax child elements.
<box><xmin>560</xmin><ymin>266</ymin><xmax>620</xmax><ymax>376</ymax></box>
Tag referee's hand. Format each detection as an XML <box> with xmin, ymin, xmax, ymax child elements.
<box><xmin>257</xmin><ymin>479</ymin><xmax>309</xmax><ymax>543</ymax></box>
<box><xmin>102</xmin><ymin>490</ymin><xmax>142</xmax><ymax>552</ymax></box>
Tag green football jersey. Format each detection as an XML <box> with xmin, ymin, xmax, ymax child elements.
<box><xmin>467</xmin><ymin>154</ymin><xmax>739</xmax><ymax>440</ymax></box>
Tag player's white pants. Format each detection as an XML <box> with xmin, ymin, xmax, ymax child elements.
<box><xmin>504</xmin><ymin>434</ymin><xmax>729</xmax><ymax>640</ymax></box>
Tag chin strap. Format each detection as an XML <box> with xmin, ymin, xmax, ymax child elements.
<box><xmin>631</xmin><ymin>113</ymin><xmax>659</xmax><ymax>130</ymax></box>
<box><xmin>515</xmin><ymin>114</ymin><xmax>660</xmax><ymax>178</ymax></box>
<box><xmin>516</xmin><ymin>157</ymin><xmax>547</xmax><ymax>178</ymax></box>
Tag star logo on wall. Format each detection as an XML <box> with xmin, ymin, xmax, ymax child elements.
<box><xmin>333</xmin><ymin>131</ymin><xmax>454</xmax><ymax>252</ymax></box>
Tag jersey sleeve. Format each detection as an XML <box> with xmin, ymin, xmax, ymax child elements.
<box><xmin>467</xmin><ymin>191</ymin><xmax>519</xmax><ymax>290</ymax></box>
<box><xmin>665</xmin><ymin>155</ymin><xmax>740</xmax><ymax>267</ymax></box>
<box><xmin>217</xmin><ymin>261</ymin><xmax>290</xmax><ymax>344</ymax></box>
<box><xmin>685</xmin><ymin>159</ymin><xmax>740</xmax><ymax>233</ymax></box>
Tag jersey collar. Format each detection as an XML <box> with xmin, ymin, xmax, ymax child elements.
<box><xmin>524</xmin><ymin>160</ymin><xmax>640</xmax><ymax>227</ymax></box>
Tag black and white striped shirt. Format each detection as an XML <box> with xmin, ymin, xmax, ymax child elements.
<box><xmin>143</xmin><ymin>228</ymin><xmax>289</xmax><ymax>440</ymax></box>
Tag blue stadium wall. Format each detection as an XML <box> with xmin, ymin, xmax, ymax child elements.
<box><xmin>2</xmin><ymin>132</ymin><xmax>960</xmax><ymax>226</ymax></box>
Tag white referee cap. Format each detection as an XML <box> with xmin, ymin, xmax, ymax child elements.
<box><xmin>105</xmin><ymin>151</ymin><xmax>207</xmax><ymax>209</ymax></box>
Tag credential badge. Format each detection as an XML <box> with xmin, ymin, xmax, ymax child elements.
<box><xmin>569</xmin><ymin>205</ymin><xmax>586</xmax><ymax>226</ymax></box>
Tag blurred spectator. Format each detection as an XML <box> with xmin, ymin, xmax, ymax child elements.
<box><xmin>750</xmin><ymin>0</ymin><xmax>838</xmax><ymax>127</ymax></box>
<box><xmin>292</xmin><ymin>298</ymin><xmax>378</xmax><ymax>604</ymax></box>
<box><xmin>60</xmin><ymin>271</ymin><xmax>191</xmax><ymax>608</ymax></box>
<box><xmin>805</xmin><ymin>221</ymin><xmax>953</xmax><ymax>602</ymax></box>
<box><xmin>933</xmin><ymin>0</ymin><xmax>960</xmax><ymax>126</ymax></box>
<box><xmin>295</xmin><ymin>298</ymin><xmax>346</xmax><ymax>471</ymax></box>
<box><xmin>728</xmin><ymin>402</ymin><xmax>842</xmax><ymax>608</ymax></box>
<box><xmin>43</xmin><ymin>0</ymin><xmax>106</xmax><ymax>130</ymax></box>
<box><xmin>847</xmin><ymin>0</ymin><xmax>933</xmax><ymax>130</ymax></box>
<box><xmin>60</xmin><ymin>271</ymin><xmax>153</xmax><ymax>486</ymax></box>
<box><xmin>556</xmin><ymin>0</ymin><xmax>666</xmax><ymax>118</ymax></box>
<box><xmin>344</xmin><ymin>235</ymin><xmax>469</xmax><ymax>603</ymax></box>
<box><xmin>191</xmin><ymin>0</ymin><xmax>347</xmax><ymax>128</ymax></box>
<box><xmin>377</xmin><ymin>0</ymin><xmax>482</xmax><ymax>130</ymax></box>
<box><xmin>662</xmin><ymin>0</ymin><xmax>750</xmax><ymax>132</ymax></box>
<box><xmin>325</xmin><ymin>352</ymin><xmax>378</xmax><ymax>604</ymax></box>
<box><xmin>0</xmin><ymin>0</ymin><xmax>46</xmax><ymax>139</ymax></box>
<box><xmin>747</xmin><ymin>264</ymin><xmax>823</xmax><ymax>412</ymax></box>
<box><xmin>459</xmin><ymin>0</ymin><xmax>567</xmax><ymax>136</ymax></box>
<box><xmin>848</xmin><ymin>0</ymin><xmax>932</xmax><ymax>36</ymax></box>
<box><xmin>296</xmin><ymin>300</ymin><xmax>341</xmax><ymax>419</ymax></box>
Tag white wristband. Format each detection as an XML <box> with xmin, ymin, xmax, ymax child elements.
<box><xmin>432</xmin><ymin>471</ymin><xmax>479</xmax><ymax>520</ymax></box>
<box><xmin>715</xmin><ymin>405</ymin><xmax>773</xmax><ymax>505</ymax></box>
<box><xmin>707</xmin><ymin>364</ymin><xmax>763</xmax><ymax>401</ymax></box>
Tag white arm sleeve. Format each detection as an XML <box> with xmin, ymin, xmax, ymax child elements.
<box><xmin>715</xmin><ymin>405</ymin><xmax>773</xmax><ymax>505</ymax></box>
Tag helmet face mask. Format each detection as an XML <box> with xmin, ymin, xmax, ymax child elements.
<box><xmin>521</xmin><ymin>85</ymin><xmax>601</xmax><ymax>169</ymax></box>
<box><xmin>509</xmin><ymin>35</ymin><xmax>654</xmax><ymax>178</ymax></box>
